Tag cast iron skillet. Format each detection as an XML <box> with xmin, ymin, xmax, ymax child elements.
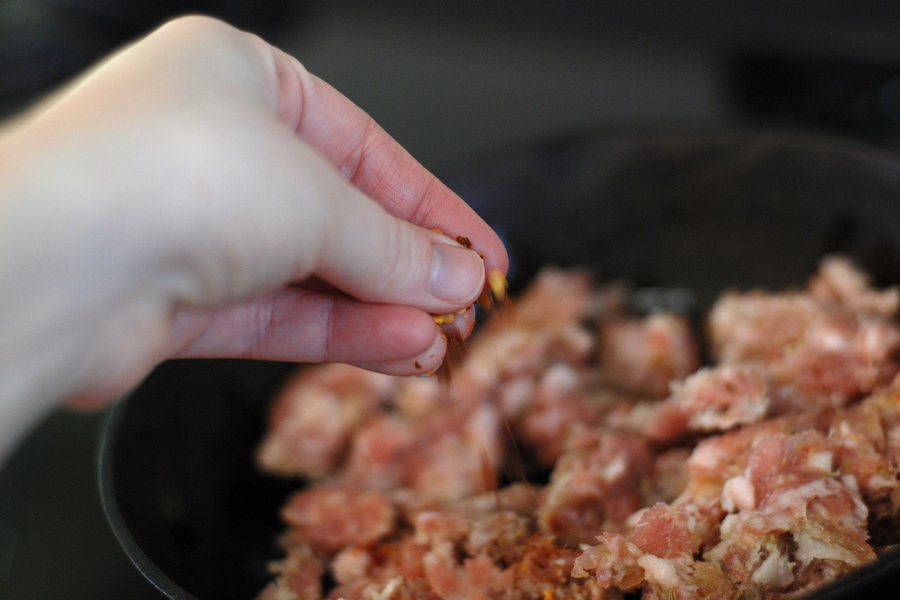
<box><xmin>99</xmin><ymin>130</ymin><xmax>900</xmax><ymax>600</ymax></box>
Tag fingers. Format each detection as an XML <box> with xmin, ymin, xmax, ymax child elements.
<box><xmin>169</xmin><ymin>122</ymin><xmax>488</xmax><ymax>315</ymax></box>
<box><xmin>249</xmin><ymin>39</ymin><xmax>509</xmax><ymax>276</ymax></box>
<box><xmin>309</xmin><ymin>175</ymin><xmax>488</xmax><ymax>312</ymax></box>
<box><xmin>19</xmin><ymin>17</ymin><xmax>505</xmax><ymax>387</ymax></box>
<box><xmin>167</xmin><ymin>288</ymin><xmax>447</xmax><ymax>375</ymax></box>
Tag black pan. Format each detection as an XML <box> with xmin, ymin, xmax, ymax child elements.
<box><xmin>99</xmin><ymin>129</ymin><xmax>900</xmax><ymax>600</ymax></box>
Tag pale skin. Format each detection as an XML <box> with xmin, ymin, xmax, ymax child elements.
<box><xmin>0</xmin><ymin>16</ymin><xmax>508</xmax><ymax>458</ymax></box>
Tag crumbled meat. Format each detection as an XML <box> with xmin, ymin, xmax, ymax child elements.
<box><xmin>708</xmin><ymin>271</ymin><xmax>900</xmax><ymax>416</ymax></box>
<box><xmin>256</xmin><ymin>259</ymin><xmax>900</xmax><ymax>600</ymax></box>
<box><xmin>256</xmin><ymin>364</ymin><xmax>395</xmax><ymax>478</ymax></box>
<box><xmin>281</xmin><ymin>485</ymin><xmax>396</xmax><ymax>556</ymax></box>
<box><xmin>257</xmin><ymin>544</ymin><xmax>325</xmax><ymax>600</ymax></box>
<box><xmin>599</xmin><ymin>313</ymin><xmax>701</xmax><ymax>398</ymax></box>
<box><xmin>538</xmin><ymin>431</ymin><xmax>654</xmax><ymax>546</ymax></box>
<box><xmin>643</xmin><ymin>364</ymin><xmax>770</xmax><ymax>444</ymax></box>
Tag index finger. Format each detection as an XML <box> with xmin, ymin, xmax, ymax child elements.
<box><xmin>253</xmin><ymin>41</ymin><xmax>509</xmax><ymax>275</ymax></box>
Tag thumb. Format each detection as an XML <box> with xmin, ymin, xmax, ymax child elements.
<box><xmin>311</xmin><ymin>170</ymin><xmax>487</xmax><ymax>313</ymax></box>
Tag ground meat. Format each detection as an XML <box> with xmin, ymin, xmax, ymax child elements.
<box><xmin>708</xmin><ymin>262</ymin><xmax>900</xmax><ymax>416</ymax></box>
<box><xmin>256</xmin><ymin>259</ymin><xmax>900</xmax><ymax>600</ymax></box>
<box><xmin>598</xmin><ymin>313</ymin><xmax>701</xmax><ymax>399</ymax></box>
<box><xmin>339</xmin><ymin>402</ymin><xmax>504</xmax><ymax>504</ymax></box>
<box><xmin>257</xmin><ymin>544</ymin><xmax>325</xmax><ymax>600</ymax></box>
<box><xmin>281</xmin><ymin>485</ymin><xmax>397</xmax><ymax>556</ymax></box>
<box><xmin>256</xmin><ymin>364</ymin><xmax>396</xmax><ymax>478</ymax></box>
<box><xmin>808</xmin><ymin>255</ymin><xmax>900</xmax><ymax>317</ymax></box>
<box><xmin>538</xmin><ymin>431</ymin><xmax>654</xmax><ymax>545</ymax></box>
<box><xmin>643</xmin><ymin>364</ymin><xmax>770</xmax><ymax>444</ymax></box>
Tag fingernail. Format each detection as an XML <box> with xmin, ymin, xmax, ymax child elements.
<box><xmin>430</xmin><ymin>243</ymin><xmax>485</xmax><ymax>303</ymax></box>
<box><xmin>415</xmin><ymin>328</ymin><xmax>446</xmax><ymax>376</ymax></box>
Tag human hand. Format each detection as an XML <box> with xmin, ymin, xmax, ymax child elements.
<box><xmin>0</xmin><ymin>16</ymin><xmax>507</xmax><ymax>450</ymax></box>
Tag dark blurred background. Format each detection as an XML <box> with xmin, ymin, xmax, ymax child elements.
<box><xmin>2</xmin><ymin>2</ymin><xmax>900</xmax><ymax>598</ymax></box>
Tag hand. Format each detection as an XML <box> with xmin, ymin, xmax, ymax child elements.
<box><xmin>0</xmin><ymin>16</ymin><xmax>507</xmax><ymax>451</ymax></box>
